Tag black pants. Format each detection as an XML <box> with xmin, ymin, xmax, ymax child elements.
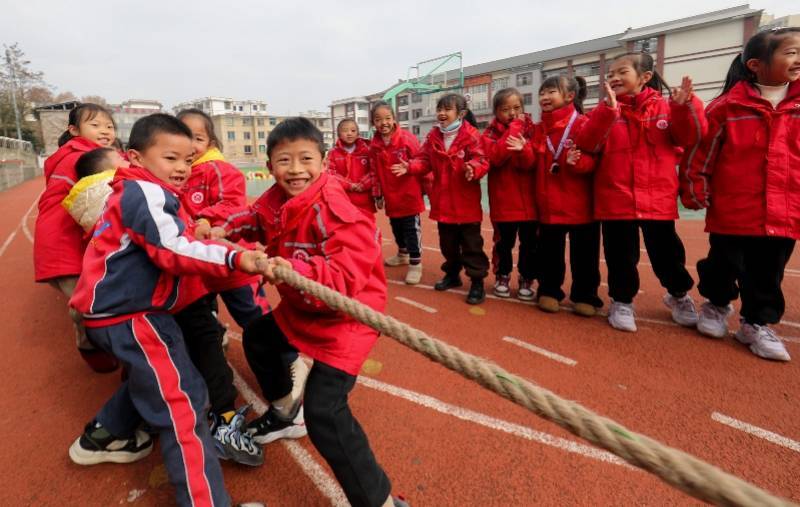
<box><xmin>242</xmin><ymin>315</ymin><xmax>391</xmax><ymax>507</ymax></box>
<box><xmin>389</xmin><ymin>215</ymin><xmax>421</xmax><ymax>264</ymax></box>
<box><xmin>438</xmin><ymin>222</ymin><xmax>489</xmax><ymax>280</ymax></box>
<box><xmin>492</xmin><ymin>220</ymin><xmax>537</xmax><ymax>280</ymax></box>
<box><xmin>698</xmin><ymin>233</ymin><xmax>795</xmax><ymax>326</ymax></box>
<box><xmin>537</xmin><ymin>222</ymin><xmax>602</xmax><ymax>307</ymax></box>
<box><xmin>602</xmin><ymin>220</ymin><xmax>694</xmax><ymax>304</ymax></box>
<box><xmin>174</xmin><ymin>294</ymin><xmax>237</xmax><ymax>415</ymax></box>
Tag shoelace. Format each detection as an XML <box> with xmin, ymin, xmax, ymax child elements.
<box><xmin>675</xmin><ymin>297</ymin><xmax>696</xmax><ymax>313</ymax></box>
<box><xmin>702</xmin><ymin>303</ymin><xmax>728</xmax><ymax>320</ymax></box>
<box><xmin>755</xmin><ymin>325</ymin><xmax>780</xmax><ymax>343</ymax></box>
<box><xmin>613</xmin><ymin>302</ymin><xmax>635</xmax><ymax>317</ymax></box>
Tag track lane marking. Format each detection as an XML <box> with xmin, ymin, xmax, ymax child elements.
<box><xmin>502</xmin><ymin>336</ymin><xmax>577</xmax><ymax>366</ymax></box>
<box><xmin>711</xmin><ymin>412</ymin><xmax>800</xmax><ymax>453</ymax></box>
<box><xmin>394</xmin><ymin>296</ymin><xmax>437</xmax><ymax>313</ymax></box>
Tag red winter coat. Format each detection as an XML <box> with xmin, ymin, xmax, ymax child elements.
<box><xmin>221</xmin><ymin>172</ymin><xmax>387</xmax><ymax>376</ymax></box>
<box><xmin>180</xmin><ymin>157</ymin><xmax>259</xmax><ymax>293</ymax></box>
<box><xmin>576</xmin><ymin>87</ymin><xmax>707</xmax><ymax>221</ymax></box>
<box><xmin>34</xmin><ymin>137</ymin><xmax>101</xmax><ymax>282</ymax></box>
<box><xmin>369</xmin><ymin>127</ymin><xmax>426</xmax><ymax>218</ymax></box>
<box><xmin>482</xmin><ymin>115</ymin><xmax>537</xmax><ymax>222</ymax></box>
<box><xmin>681</xmin><ymin>80</ymin><xmax>800</xmax><ymax>239</ymax></box>
<box><xmin>534</xmin><ymin>104</ymin><xmax>597</xmax><ymax>225</ymax></box>
<box><xmin>326</xmin><ymin>138</ymin><xmax>377</xmax><ymax>214</ymax></box>
<box><xmin>408</xmin><ymin>122</ymin><xmax>489</xmax><ymax>224</ymax></box>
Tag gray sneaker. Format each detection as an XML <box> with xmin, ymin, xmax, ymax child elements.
<box><xmin>735</xmin><ymin>322</ymin><xmax>791</xmax><ymax>362</ymax></box>
<box><xmin>212</xmin><ymin>406</ymin><xmax>264</xmax><ymax>466</ymax></box>
<box><xmin>663</xmin><ymin>293</ymin><xmax>698</xmax><ymax>327</ymax></box>
<box><xmin>608</xmin><ymin>300</ymin><xmax>637</xmax><ymax>332</ymax></box>
<box><xmin>696</xmin><ymin>301</ymin><xmax>734</xmax><ymax>338</ymax></box>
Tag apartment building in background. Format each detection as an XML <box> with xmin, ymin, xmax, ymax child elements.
<box><xmin>330</xmin><ymin>4</ymin><xmax>780</xmax><ymax>140</ymax></box>
<box><xmin>108</xmin><ymin>99</ymin><xmax>164</xmax><ymax>146</ymax></box>
<box><xmin>298</xmin><ymin>110</ymin><xmax>335</xmax><ymax>150</ymax></box>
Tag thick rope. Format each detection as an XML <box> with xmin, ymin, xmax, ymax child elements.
<box><xmin>272</xmin><ymin>265</ymin><xmax>796</xmax><ymax>507</ymax></box>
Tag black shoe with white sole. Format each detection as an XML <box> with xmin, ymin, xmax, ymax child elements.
<box><xmin>247</xmin><ymin>402</ymin><xmax>307</xmax><ymax>445</ymax></box>
<box><xmin>69</xmin><ymin>421</ymin><xmax>153</xmax><ymax>465</ymax></box>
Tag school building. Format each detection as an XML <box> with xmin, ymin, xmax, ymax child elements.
<box><xmin>329</xmin><ymin>4</ymin><xmax>796</xmax><ymax>139</ymax></box>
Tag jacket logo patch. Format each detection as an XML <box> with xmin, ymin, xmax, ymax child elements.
<box><xmin>191</xmin><ymin>191</ymin><xmax>204</xmax><ymax>204</ymax></box>
<box><xmin>457</xmin><ymin>150</ymin><xmax>466</xmax><ymax>159</ymax></box>
<box><xmin>656</xmin><ymin>119</ymin><xmax>669</xmax><ymax>130</ymax></box>
<box><xmin>361</xmin><ymin>158</ymin><xmax>367</xmax><ymax>165</ymax></box>
<box><xmin>292</xmin><ymin>249</ymin><xmax>311</xmax><ymax>263</ymax></box>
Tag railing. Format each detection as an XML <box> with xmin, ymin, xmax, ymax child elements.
<box><xmin>0</xmin><ymin>137</ymin><xmax>33</xmax><ymax>152</ymax></box>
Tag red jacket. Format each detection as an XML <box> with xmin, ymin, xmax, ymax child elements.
<box><xmin>221</xmin><ymin>172</ymin><xmax>387</xmax><ymax>376</ymax></box>
<box><xmin>369</xmin><ymin>127</ymin><xmax>426</xmax><ymax>218</ymax></box>
<box><xmin>70</xmin><ymin>167</ymin><xmax>236</xmax><ymax>326</ymax></box>
<box><xmin>180</xmin><ymin>156</ymin><xmax>259</xmax><ymax>293</ymax></box>
<box><xmin>408</xmin><ymin>122</ymin><xmax>489</xmax><ymax>224</ymax></box>
<box><xmin>34</xmin><ymin>137</ymin><xmax>101</xmax><ymax>282</ymax></box>
<box><xmin>681</xmin><ymin>80</ymin><xmax>800</xmax><ymax>239</ymax></box>
<box><xmin>576</xmin><ymin>87</ymin><xmax>707</xmax><ymax>221</ymax></box>
<box><xmin>534</xmin><ymin>104</ymin><xmax>597</xmax><ymax>225</ymax></box>
<box><xmin>482</xmin><ymin>115</ymin><xmax>537</xmax><ymax>222</ymax></box>
<box><xmin>326</xmin><ymin>138</ymin><xmax>377</xmax><ymax>214</ymax></box>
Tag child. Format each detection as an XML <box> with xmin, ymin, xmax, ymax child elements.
<box><xmin>67</xmin><ymin>114</ymin><xmax>267</xmax><ymax>506</ymax></box>
<box><xmin>34</xmin><ymin>103</ymin><xmax>120</xmax><ymax>372</ymax></box>
<box><xmin>63</xmin><ymin>146</ymin><xmax>264</xmax><ymax>466</ymax></box>
<box><xmin>369</xmin><ymin>100</ymin><xmax>425</xmax><ymax>285</ymax></box>
<box><xmin>481</xmin><ymin>87</ymin><xmax>538</xmax><ymax>300</ymax></box>
<box><xmin>178</xmin><ymin>108</ymin><xmax>270</xmax><ymax>330</ymax></box>
<box><xmin>576</xmin><ymin>53</ymin><xmax>707</xmax><ymax>332</ymax></box>
<box><xmin>393</xmin><ymin>94</ymin><xmax>490</xmax><ymax>305</ymax></box>
<box><xmin>682</xmin><ymin>28</ymin><xmax>800</xmax><ymax>361</ymax></box>
<box><xmin>534</xmin><ymin>76</ymin><xmax>603</xmax><ymax>316</ymax></box>
<box><xmin>216</xmin><ymin>117</ymin><xmax>404</xmax><ymax>507</ymax></box>
<box><xmin>327</xmin><ymin>118</ymin><xmax>378</xmax><ymax>216</ymax></box>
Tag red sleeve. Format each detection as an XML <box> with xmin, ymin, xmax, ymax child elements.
<box><xmin>407</xmin><ymin>138</ymin><xmax>432</xmax><ymax>175</ymax></box>
<box><xmin>196</xmin><ymin>162</ymin><xmax>248</xmax><ymax>224</ymax></box>
<box><xmin>218</xmin><ymin>205</ymin><xmax>264</xmax><ymax>243</ymax></box>
<box><xmin>669</xmin><ymin>94</ymin><xmax>708</xmax><ymax>148</ymax></box>
<box><xmin>486</xmin><ymin>119</ymin><xmax>524</xmax><ymax>166</ymax></box>
<box><xmin>466</xmin><ymin>132</ymin><xmax>490</xmax><ymax>179</ymax></box>
<box><xmin>516</xmin><ymin>121</ymin><xmax>537</xmax><ymax>170</ymax></box>
<box><xmin>575</xmin><ymin>102</ymin><xmax>619</xmax><ymax>154</ymax></box>
<box><xmin>680</xmin><ymin>102</ymin><xmax>725</xmax><ymax>210</ymax></box>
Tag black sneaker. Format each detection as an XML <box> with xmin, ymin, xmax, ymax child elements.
<box><xmin>466</xmin><ymin>279</ymin><xmax>486</xmax><ymax>305</ymax></box>
<box><xmin>247</xmin><ymin>402</ymin><xmax>307</xmax><ymax>445</ymax></box>
<box><xmin>434</xmin><ymin>274</ymin><xmax>463</xmax><ymax>291</ymax></box>
<box><xmin>393</xmin><ymin>496</ymin><xmax>410</xmax><ymax>507</ymax></box>
<box><xmin>211</xmin><ymin>406</ymin><xmax>264</xmax><ymax>467</ymax></box>
<box><xmin>69</xmin><ymin>421</ymin><xmax>153</xmax><ymax>465</ymax></box>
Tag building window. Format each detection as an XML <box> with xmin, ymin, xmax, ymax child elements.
<box><xmin>357</xmin><ymin>117</ymin><xmax>368</xmax><ymax>125</ymax></box>
<box><xmin>412</xmin><ymin>125</ymin><xmax>420</xmax><ymax>135</ymax></box>
<box><xmin>252</xmin><ymin>105</ymin><xmax>259</xmax><ymax>111</ymax></box>
<box><xmin>397</xmin><ymin>95</ymin><xmax>409</xmax><ymax>106</ymax></box>
<box><xmin>412</xmin><ymin>109</ymin><xmax>422</xmax><ymax>119</ymax></box>
<box><xmin>516</xmin><ymin>72</ymin><xmax>533</xmax><ymax>86</ymax></box>
<box><xmin>345</xmin><ymin>104</ymin><xmax>355</xmax><ymax>114</ymax></box>
<box><xmin>398</xmin><ymin>111</ymin><xmax>409</xmax><ymax>121</ymax></box>
<box><xmin>492</xmin><ymin>77</ymin><xmax>510</xmax><ymax>91</ymax></box>
<box><xmin>633</xmin><ymin>37</ymin><xmax>658</xmax><ymax>54</ymax></box>
<box><xmin>227</xmin><ymin>131</ymin><xmax>235</xmax><ymax>141</ymax></box>
<box><xmin>258</xmin><ymin>145</ymin><xmax>266</xmax><ymax>153</ymax></box>
<box><xmin>238</xmin><ymin>105</ymin><xmax>244</xmax><ymax>112</ymax></box>
<box><xmin>573</xmin><ymin>63</ymin><xmax>600</xmax><ymax>77</ymax></box>
<box><xmin>357</xmin><ymin>103</ymin><xmax>369</xmax><ymax>110</ymax></box>
<box><xmin>242</xmin><ymin>117</ymin><xmax>252</xmax><ymax>126</ymax></box>
<box><xmin>542</xmin><ymin>68</ymin><xmax>567</xmax><ymax>79</ymax></box>
<box><xmin>244</xmin><ymin>145</ymin><xmax>252</xmax><ymax>154</ymax></box>
<box><xmin>258</xmin><ymin>131</ymin><xmax>265</xmax><ymax>139</ymax></box>
<box><xmin>244</xmin><ymin>132</ymin><xmax>251</xmax><ymax>140</ymax></box>
<box><xmin>257</xmin><ymin>118</ymin><xmax>264</xmax><ymax>126</ymax></box>
<box><xmin>224</xmin><ymin>101</ymin><xmax>232</xmax><ymax>110</ymax></box>
<box><xmin>411</xmin><ymin>93</ymin><xmax>422</xmax><ymax>103</ymax></box>
<box><xmin>224</xmin><ymin>118</ymin><xmax>234</xmax><ymax>127</ymax></box>
<box><xmin>523</xmin><ymin>93</ymin><xmax>533</xmax><ymax>105</ymax></box>
<box><xmin>586</xmin><ymin>85</ymin><xmax>600</xmax><ymax>100</ymax></box>
<box><xmin>269</xmin><ymin>118</ymin><xmax>277</xmax><ymax>126</ymax></box>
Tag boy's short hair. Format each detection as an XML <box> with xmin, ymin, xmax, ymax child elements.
<box><xmin>267</xmin><ymin>117</ymin><xmax>325</xmax><ymax>159</ymax></box>
<box><xmin>76</xmin><ymin>147</ymin><xmax>115</xmax><ymax>179</ymax></box>
<box><xmin>128</xmin><ymin>113</ymin><xmax>192</xmax><ymax>152</ymax></box>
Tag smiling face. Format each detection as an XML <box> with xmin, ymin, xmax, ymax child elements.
<box><xmin>748</xmin><ymin>34</ymin><xmax>800</xmax><ymax>85</ymax></box>
<box><xmin>538</xmin><ymin>87</ymin><xmax>569</xmax><ymax>113</ymax></box>
<box><xmin>372</xmin><ymin>106</ymin><xmax>396</xmax><ymax>138</ymax></box>
<box><xmin>68</xmin><ymin>111</ymin><xmax>116</xmax><ymax>147</ymax></box>
<box><xmin>268</xmin><ymin>138</ymin><xmax>323</xmax><ymax>198</ymax></box>
<box><xmin>436</xmin><ymin>103</ymin><xmax>460</xmax><ymax>128</ymax></box>
<box><xmin>337</xmin><ymin>120</ymin><xmax>359</xmax><ymax>146</ymax></box>
<box><xmin>606</xmin><ymin>57</ymin><xmax>652</xmax><ymax>97</ymax></box>
<box><xmin>127</xmin><ymin>132</ymin><xmax>193</xmax><ymax>187</ymax></box>
<box><xmin>181</xmin><ymin>114</ymin><xmax>213</xmax><ymax>162</ymax></box>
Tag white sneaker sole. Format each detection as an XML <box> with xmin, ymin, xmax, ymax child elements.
<box><xmin>68</xmin><ymin>438</ymin><xmax>153</xmax><ymax>465</ymax></box>
<box><xmin>493</xmin><ymin>289</ymin><xmax>511</xmax><ymax>298</ymax></box>
<box><xmin>608</xmin><ymin>317</ymin><xmax>637</xmax><ymax>332</ymax></box>
<box><xmin>672</xmin><ymin>313</ymin><xmax>699</xmax><ymax>327</ymax></box>
<box><xmin>517</xmin><ymin>292</ymin><xmax>535</xmax><ymax>302</ymax></box>
<box><xmin>251</xmin><ymin>424</ymin><xmax>308</xmax><ymax>445</ymax></box>
<box><xmin>697</xmin><ymin>321</ymin><xmax>727</xmax><ymax>339</ymax></box>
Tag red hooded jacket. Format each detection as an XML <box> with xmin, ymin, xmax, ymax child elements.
<box><xmin>220</xmin><ymin>172</ymin><xmax>387</xmax><ymax>376</ymax></box>
<box><xmin>534</xmin><ymin>104</ymin><xmax>597</xmax><ymax>225</ymax></box>
<box><xmin>482</xmin><ymin>114</ymin><xmax>537</xmax><ymax>222</ymax></box>
<box><xmin>34</xmin><ymin>137</ymin><xmax>101</xmax><ymax>282</ymax></box>
<box><xmin>576</xmin><ymin>87</ymin><xmax>707</xmax><ymax>221</ymax></box>
<box><xmin>681</xmin><ymin>80</ymin><xmax>800</xmax><ymax>239</ymax></box>
<box><xmin>369</xmin><ymin>127</ymin><xmax>426</xmax><ymax>218</ymax></box>
<box><xmin>326</xmin><ymin>138</ymin><xmax>377</xmax><ymax>214</ymax></box>
<box><xmin>408</xmin><ymin>122</ymin><xmax>489</xmax><ymax>224</ymax></box>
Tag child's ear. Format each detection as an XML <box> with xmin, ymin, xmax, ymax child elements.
<box><xmin>266</xmin><ymin>160</ymin><xmax>273</xmax><ymax>172</ymax></box>
<box><xmin>745</xmin><ymin>58</ymin><xmax>761</xmax><ymax>75</ymax></box>
<box><xmin>640</xmin><ymin>70</ymin><xmax>654</xmax><ymax>84</ymax></box>
<box><xmin>566</xmin><ymin>91</ymin><xmax>576</xmax><ymax>103</ymax></box>
<box><xmin>127</xmin><ymin>149</ymin><xmax>143</xmax><ymax>167</ymax></box>
<box><xmin>68</xmin><ymin>124</ymin><xmax>81</xmax><ymax>137</ymax></box>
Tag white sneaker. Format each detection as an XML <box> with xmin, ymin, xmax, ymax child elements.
<box><xmin>735</xmin><ymin>322</ymin><xmax>791</xmax><ymax>362</ymax></box>
<box><xmin>696</xmin><ymin>301</ymin><xmax>733</xmax><ymax>338</ymax></box>
<box><xmin>405</xmin><ymin>264</ymin><xmax>422</xmax><ymax>285</ymax></box>
<box><xmin>608</xmin><ymin>300</ymin><xmax>637</xmax><ymax>332</ymax></box>
<box><xmin>385</xmin><ymin>253</ymin><xmax>410</xmax><ymax>266</ymax></box>
<box><xmin>663</xmin><ymin>293</ymin><xmax>698</xmax><ymax>327</ymax></box>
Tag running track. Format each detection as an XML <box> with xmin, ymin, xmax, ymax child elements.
<box><xmin>0</xmin><ymin>177</ymin><xmax>798</xmax><ymax>506</ymax></box>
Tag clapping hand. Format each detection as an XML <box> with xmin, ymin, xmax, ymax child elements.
<box><xmin>670</xmin><ymin>76</ymin><xmax>693</xmax><ymax>105</ymax></box>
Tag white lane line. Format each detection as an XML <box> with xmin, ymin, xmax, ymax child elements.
<box><xmin>422</xmin><ymin>245</ymin><xmax>440</xmax><ymax>252</ymax></box>
<box><xmin>230</xmin><ymin>366</ymin><xmax>349</xmax><ymax>506</ymax></box>
<box><xmin>711</xmin><ymin>412</ymin><xmax>800</xmax><ymax>453</ymax></box>
<box><xmin>0</xmin><ymin>227</ymin><xmax>19</xmax><ymax>258</ymax></box>
<box><xmin>502</xmin><ymin>336</ymin><xmax>577</xmax><ymax>366</ymax></box>
<box><xmin>20</xmin><ymin>194</ymin><xmax>40</xmax><ymax>243</ymax></box>
<box><xmin>779</xmin><ymin>320</ymin><xmax>800</xmax><ymax>330</ymax></box>
<box><xmin>357</xmin><ymin>375</ymin><xmax>630</xmax><ymax>467</ymax></box>
<box><xmin>394</xmin><ymin>296</ymin><xmax>437</xmax><ymax>313</ymax></box>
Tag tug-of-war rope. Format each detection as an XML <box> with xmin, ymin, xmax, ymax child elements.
<box><xmin>256</xmin><ymin>258</ymin><xmax>795</xmax><ymax>506</ymax></box>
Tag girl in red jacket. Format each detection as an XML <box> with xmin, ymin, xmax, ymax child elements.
<box><xmin>369</xmin><ymin>101</ymin><xmax>425</xmax><ymax>285</ymax></box>
<box><xmin>534</xmin><ymin>76</ymin><xmax>603</xmax><ymax>317</ymax></box>
<box><xmin>34</xmin><ymin>103</ymin><xmax>120</xmax><ymax>373</ymax></box>
<box><xmin>393</xmin><ymin>94</ymin><xmax>490</xmax><ymax>304</ymax></box>
<box><xmin>326</xmin><ymin>118</ymin><xmax>378</xmax><ymax>216</ymax></box>
<box><xmin>177</xmin><ymin>109</ymin><xmax>270</xmax><ymax>330</ymax></box>
<box><xmin>576</xmin><ymin>53</ymin><xmax>706</xmax><ymax>333</ymax></box>
<box><xmin>682</xmin><ymin>28</ymin><xmax>800</xmax><ymax>362</ymax></box>
<box><xmin>481</xmin><ymin>88</ymin><xmax>537</xmax><ymax>301</ymax></box>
